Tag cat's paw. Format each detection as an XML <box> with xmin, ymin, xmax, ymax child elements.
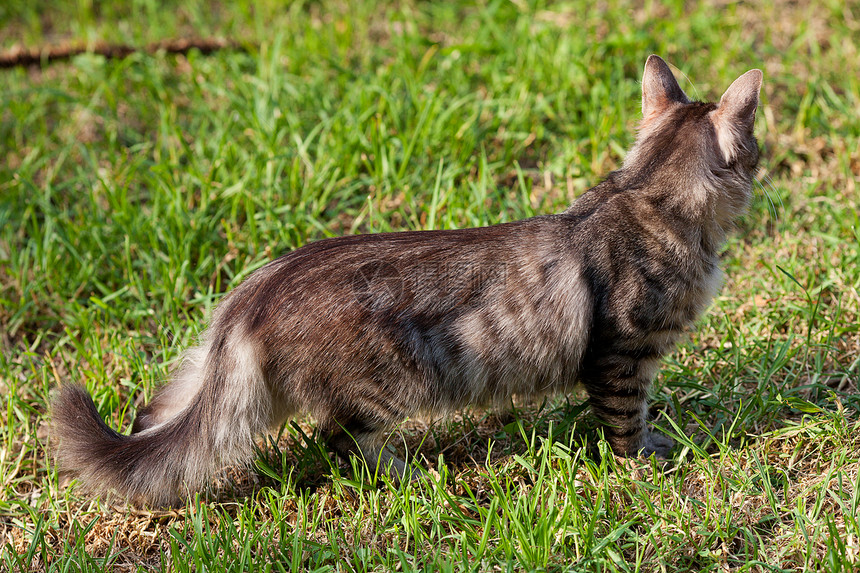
<box><xmin>638</xmin><ymin>430</ymin><xmax>674</xmax><ymax>458</ymax></box>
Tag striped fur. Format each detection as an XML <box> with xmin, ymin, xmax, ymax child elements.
<box><xmin>51</xmin><ymin>56</ymin><xmax>763</xmax><ymax>507</ymax></box>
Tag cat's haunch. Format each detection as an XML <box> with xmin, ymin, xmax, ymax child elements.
<box><xmin>52</xmin><ymin>55</ymin><xmax>762</xmax><ymax>507</ymax></box>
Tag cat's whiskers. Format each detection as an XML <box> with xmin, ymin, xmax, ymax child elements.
<box><xmin>754</xmin><ymin>169</ymin><xmax>782</xmax><ymax>223</ymax></box>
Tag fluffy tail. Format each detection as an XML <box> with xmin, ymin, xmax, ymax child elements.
<box><xmin>51</xmin><ymin>335</ymin><xmax>272</xmax><ymax>507</ymax></box>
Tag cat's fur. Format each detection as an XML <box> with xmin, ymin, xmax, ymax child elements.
<box><xmin>52</xmin><ymin>56</ymin><xmax>763</xmax><ymax>507</ymax></box>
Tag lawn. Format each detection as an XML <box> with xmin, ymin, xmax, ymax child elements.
<box><xmin>1</xmin><ymin>0</ymin><xmax>858</xmax><ymax>571</ymax></box>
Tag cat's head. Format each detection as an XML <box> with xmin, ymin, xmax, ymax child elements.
<box><xmin>624</xmin><ymin>55</ymin><xmax>763</xmax><ymax>226</ymax></box>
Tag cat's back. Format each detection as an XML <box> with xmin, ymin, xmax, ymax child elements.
<box><xmin>213</xmin><ymin>215</ymin><xmax>579</xmax><ymax>331</ymax></box>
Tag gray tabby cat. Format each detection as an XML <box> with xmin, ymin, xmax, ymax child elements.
<box><xmin>52</xmin><ymin>55</ymin><xmax>763</xmax><ymax>507</ymax></box>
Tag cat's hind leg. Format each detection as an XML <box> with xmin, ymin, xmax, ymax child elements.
<box><xmin>325</xmin><ymin>423</ymin><xmax>413</xmax><ymax>480</ymax></box>
<box><xmin>320</xmin><ymin>401</ymin><xmax>414</xmax><ymax>481</ymax></box>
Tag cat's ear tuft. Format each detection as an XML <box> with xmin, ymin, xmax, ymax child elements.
<box><xmin>711</xmin><ymin>69</ymin><xmax>763</xmax><ymax>163</ymax></box>
<box><xmin>641</xmin><ymin>55</ymin><xmax>690</xmax><ymax>121</ymax></box>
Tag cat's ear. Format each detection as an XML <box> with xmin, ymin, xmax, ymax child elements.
<box><xmin>713</xmin><ymin>69</ymin><xmax>763</xmax><ymax>133</ymax></box>
<box><xmin>641</xmin><ymin>55</ymin><xmax>690</xmax><ymax>121</ymax></box>
<box><xmin>711</xmin><ymin>69</ymin><xmax>763</xmax><ymax>161</ymax></box>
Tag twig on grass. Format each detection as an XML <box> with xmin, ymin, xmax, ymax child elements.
<box><xmin>0</xmin><ymin>37</ymin><xmax>248</xmax><ymax>69</ymax></box>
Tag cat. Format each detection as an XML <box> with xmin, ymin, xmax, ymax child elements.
<box><xmin>52</xmin><ymin>55</ymin><xmax>762</xmax><ymax>507</ymax></box>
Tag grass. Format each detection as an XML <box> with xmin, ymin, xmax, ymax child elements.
<box><xmin>1</xmin><ymin>0</ymin><xmax>858</xmax><ymax>570</ymax></box>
